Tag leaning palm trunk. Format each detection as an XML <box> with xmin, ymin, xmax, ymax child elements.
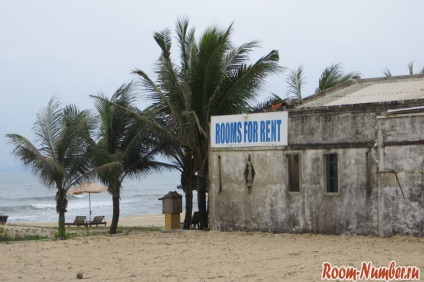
<box><xmin>109</xmin><ymin>192</ymin><xmax>120</xmax><ymax>234</ymax></box>
<box><xmin>197</xmin><ymin>171</ymin><xmax>208</xmax><ymax>230</ymax></box>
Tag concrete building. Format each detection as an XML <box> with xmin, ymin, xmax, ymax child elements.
<box><xmin>208</xmin><ymin>74</ymin><xmax>424</xmax><ymax>237</ymax></box>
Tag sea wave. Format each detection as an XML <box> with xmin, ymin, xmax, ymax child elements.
<box><xmin>0</xmin><ymin>170</ymin><xmax>192</xmax><ymax>223</ymax></box>
<box><xmin>10</xmin><ymin>195</ymin><xmax>56</xmax><ymax>202</ymax></box>
<box><xmin>0</xmin><ymin>203</ymin><xmax>55</xmax><ymax>213</ymax></box>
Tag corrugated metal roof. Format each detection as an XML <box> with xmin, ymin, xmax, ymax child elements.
<box><xmin>299</xmin><ymin>76</ymin><xmax>424</xmax><ymax>108</ymax></box>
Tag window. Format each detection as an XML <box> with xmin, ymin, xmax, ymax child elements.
<box><xmin>218</xmin><ymin>155</ymin><xmax>222</xmax><ymax>192</ymax></box>
<box><xmin>365</xmin><ymin>152</ymin><xmax>371</xmax><ymax>195</ymax></box>
<box><xmin>287</xmin><ymin>154</ymin><xmax>300</xmax><ymax>192</ymax></box>
<box><xmin>325</xmin><ymin>154</ymin><xmax>338</xmax><ymax>193</ymax></box>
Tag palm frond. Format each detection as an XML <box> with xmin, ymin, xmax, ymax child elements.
<box><xmin>316</xmin><ymin>63</ymin><xmax>360</xmax><ymax>93</ymax></box>
<box><xmin>153</xmin><ymin>28</ymin><xmax>172</xmax><ymax>59</ymax></box>
<box><xmin>286</xmin><ymin>65</ymin><xmax>305</xmax><ymax>100</ymax></box>
<box><xmin>192</xmin><ymin>24</ymin><xmax>233</xmax><ymax>122</ymax></box>
<box><xmin>208</xmin><ymin>49</ymin><xmax>283</xmax><ymax>116</ymax></box>
<box><xmin>224</xmin><ymin>40</ymin><xmax>260</xmax><ymax>70</ymax></box>
<box><xmin>249</xmin><ymin>94</ymin><xmax>284</xmax><ymax>113</ymax></box>
<box><xmin>176</xmin><ymin>17</ymin><xmax>196</xmax><ymax>77</ymax></box>
<box><xmin>34</xmin><ymin>97</ymin><xmax>62</xmax><ymax>158</ymax></box>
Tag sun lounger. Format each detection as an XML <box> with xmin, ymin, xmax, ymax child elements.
<box><xmin>65</xmin><ymin>216</ymin><xmax>87</xmax><ymax>227</ymax></box>
<box><xmin>89</xmin><ymin>216</ymin><xmax>107</xmax><ymax>226</ymax></box>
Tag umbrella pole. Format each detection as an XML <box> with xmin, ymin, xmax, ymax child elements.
<box><xmin>89</xmin><ymin>192</ymin><xmax>92</xmax><ymax>222</ymax></box>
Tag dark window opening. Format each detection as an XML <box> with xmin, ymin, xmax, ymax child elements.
<box><xmin>287</xmin><ymin>154</ymin><xmax>300</xmax><ymax>192</ymax></box>
<box><xmin>325</xmin><ymin>154</ymin><xmax>338</xmax><ymax>193</ymax></box>
<box><xmin>366</xmin><ymin>152</ymin><xmax>371</xmax><ymax>195</ymax></box>
<box><xmin>218</xmin><ymin>156</ymin><xmax>222</xmax><ymax>192</ymax></box>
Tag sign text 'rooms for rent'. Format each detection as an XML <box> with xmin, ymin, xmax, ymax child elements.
<box><xmin>211</xmin><ymin>112</ymin><xmax>288</xmax><ymax>148</ymax></box>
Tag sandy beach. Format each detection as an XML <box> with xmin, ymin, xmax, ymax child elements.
<box><xmin>1</xmin><ymin>215</ymin><xmax>423</xmax><ymax>281</ymax></box>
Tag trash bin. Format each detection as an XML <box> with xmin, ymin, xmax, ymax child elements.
<box><xmin>158</xmin><ymin>191</ymin><xmax>182</xmax><ymax>230</ymax></box>
<box><xmin>0</xmin><ymin>215</ymin><xmax>8</xmax><ymax>237</ymax></box>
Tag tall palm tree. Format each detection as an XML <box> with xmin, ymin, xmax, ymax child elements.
<box><xmin>93</xmin><ymin>83</ymin><xmax>173</xmax><ymax>234</ymax></box>
<box><xmin>6</xmin><ymin>98</ymin><xmax>95</xmax><ymax>239</ymax></box>
<box><xmin>133</xmin><ymin>18</ymin><xmax>282</xmax><ymax>229</ymax></box>
<box><xmin>315</xmin><ymin>63</ymin><xmax>360</xmax><ymax>93</ymax></box>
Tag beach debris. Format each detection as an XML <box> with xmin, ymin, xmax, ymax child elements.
<box><xmin>76</xmin><ymin>272</ymin><xmax>83</xmax><ymax>279</ymax></box>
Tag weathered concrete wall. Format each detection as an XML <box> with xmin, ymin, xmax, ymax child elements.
<box><xmin>209</xmin><ymin>147</ymin><xmax>379</xmax><ymax>235</ymax></box>
<box><xmin>289</xmin><ymin>111</ymin><xmax>376</xmax><ymax>145</ymax></box>
<box><xmin>376</xmin><ymin>114</ymin><xmax>424</xmax><ymax>236</ymax></box>
<box><xmin>209</xmin><ymin>103</ymin><xmax>424</xmax><ymax>237</ymax></box>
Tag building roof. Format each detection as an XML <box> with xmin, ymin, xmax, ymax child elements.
<box><xmin>299</xmin><ymin>74</ymin><xmax>424</xmax><ymax>108</ymax></box>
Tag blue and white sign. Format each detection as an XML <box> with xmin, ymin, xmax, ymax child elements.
<box><xmin>211</xmin><ymin>111</ymin><xmax>288</xmax><ymax>148</ymax></box>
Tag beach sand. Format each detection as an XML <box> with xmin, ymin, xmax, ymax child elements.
<box><xmin>1</xmin><ymin>215</ymin><xmax>423</xmax><ymax>281</ymax></box>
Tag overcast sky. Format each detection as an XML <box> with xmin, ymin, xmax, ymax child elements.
<box><xmin>1</xmin><ymin>0</ymin><xmax>423</xmax><ymax>170</ymax></box>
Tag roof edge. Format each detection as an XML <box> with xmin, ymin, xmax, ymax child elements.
<box><xmin>298</xmin><ymin>74</ymin><xmax>424</xmax><ymax>108</ymax></box>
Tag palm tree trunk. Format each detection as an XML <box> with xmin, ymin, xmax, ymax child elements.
<box><xmin>58</xmin><ymin>211</ymin><xmax>66</xmax><ymax>239</ymax></box>
<box><xmin>56</xmin><ymin>189</ymin><xmax>67</xmax><ymax>240</ymax></box>
<box><xmin>183</xmin><ymin>175</ymin><xmax>193</xmax><ymax>229</ymax></box>
<box><xmin>109</xmin><ymin>193</ymin><xmax>120</xmax><ymax>234</ymax></box>
<box><xmin>197</xmin><ymin>171</ymin><xmax>208</xmax><ymax>230</ymax></box>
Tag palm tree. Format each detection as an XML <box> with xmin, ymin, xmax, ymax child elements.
<box><xmin>407</xmin><ymin>61</ymin><xmax>424</xmax><ymax>75</ymax></box>
<box><xmin>6</xmin><ymin>98</ymin><xmax>95</xmax><ymax>239</ymax></box>
<box><xmin>93</xmin><ymin>83</ymin><xmax>173</xmax><ymax>234</ymax></box>
<box><xmin>383</xmin><ymin>68</ymin><xmax>392</xmax><ymax>77</ymax></box>
<box><xmin>384</xmin><ymin>61</ymin><xmax>424</xmax><ymax>77</ymax></box>
<box><xmin>133</xmin><ymin>18</ymin><xmax>282</xmax><ymax>229</ymax></box>
<box><xmin>315</xmin><ymin>63</ymin><xmax>360</xmax><ymax>93</ymax></box>
<box><xmin>408</xmin><ymin>62</ymin><xmax>414</xmax><ymax>75</ymax></box>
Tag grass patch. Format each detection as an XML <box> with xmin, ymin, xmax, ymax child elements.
<box><xmin>118</xmin><ymin>226</ymin><xmax>162</xmax><ymax>233</ymax></box>
<box><xmin>66</xmin><ymin>225</ymin><xmax>162</xmax><ymax>237</ymax></box>
<box><xmin>0</xmin><ymin>235</ymin><xmax>48</xmax><ymax>243</ymax></box>
<box><xmin>0</xmin><ymin>225</ymin><xmax>162</xmax><ymax>242</ymax></box>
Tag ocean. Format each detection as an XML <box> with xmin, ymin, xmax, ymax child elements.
<box><xmin>0</xmin><ymin>170</ymin><xmax>196</xmax><ymax>223</ymax></box>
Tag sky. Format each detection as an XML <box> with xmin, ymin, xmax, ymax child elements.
<box><xmin>1</xmin><ymin>0</ymin><xmax>423</xmax><ymax>170</ymax></box>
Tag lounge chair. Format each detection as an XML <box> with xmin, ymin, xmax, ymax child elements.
<box><xmin>65</xmin><ymin>216</ymin><xmax>87</xmax><ymax>227</ymax></box>
<box><xmin>89</xmin><ymin>216</ymin><xmax>107</xmax><ymax>226</ymax></box>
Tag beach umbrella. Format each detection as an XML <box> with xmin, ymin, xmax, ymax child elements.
<box><xmin>67</xmin><ymin>183</ymin><xmax>107</xmax><ymax>222</ymax></box>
